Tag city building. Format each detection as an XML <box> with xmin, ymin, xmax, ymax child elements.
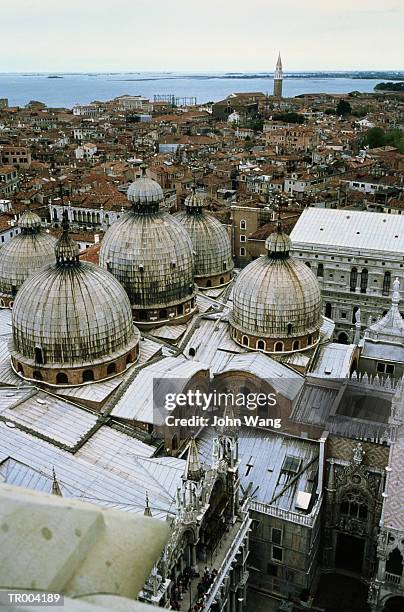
<box><xmin>290</xmin><ymin>208</ymin><xmax>404</xmax><ymax>343</ymax></box>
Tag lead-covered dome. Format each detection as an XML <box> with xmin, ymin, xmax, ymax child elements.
<box><xmin>10</xmin><ymin>214</ymin><xmax>140</xmax><ymax>386</ymax></box>
<box><xmin>0</xmin><ymin>211</ymin><xmax>56</xmax><ymax>307</ymax></box>
<box><xmin>99</xmin><ymin>168</ymin><xmax>197</xmax><ymax>328</ymax></box>
<box><xmin>229</xmin><ymin>224</ymin><xmax>322</xmax><ymax>354</ymax></box>
<box><xmin>174</xmin><ymin>187</ymin><xmax>233</xmax><ymax>289</ymax></box>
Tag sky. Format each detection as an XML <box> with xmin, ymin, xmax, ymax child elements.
<box><xmin>1</xmin><ymin>0</ymin><xmax>403</xmax><ymax>72</ymax></box>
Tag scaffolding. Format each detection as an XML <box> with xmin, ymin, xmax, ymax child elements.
<box><xmin>153</xmin><ymin>95</ymin><xmax>197</xmax><ymax>107</ymax></box>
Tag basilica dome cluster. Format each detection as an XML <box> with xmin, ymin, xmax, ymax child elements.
<box><xmin>0</xmin><ymin>211</ymin><xmax>56</xmax><ymax>308</ymax></box>
<box><xmin>230</xmin><ymin>224</ymin><xmax>322</xmax><ymax>354</ymax></box>
<box><xmin>2</xmin><ymin>171</ymin><xmax>325</xmax><ymax>388</ymax></box>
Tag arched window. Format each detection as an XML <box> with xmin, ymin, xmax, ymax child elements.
<box><xmin>352</xmin><ymin>305</ymin><xmax>359</xmax><ymax>324</ymax></box>
<box><xmin>160</xmin><ymin>308</ymin><xmax>168</xmax><ymax>319</ymax></box>
<box><xmin>0</xmin><ymin>299</ymin><xmax>4</xmax><ymax>307</ymax></box>
<box><xmin>256</xmin><ymin>339</ymin><xmax>265</xmax><ymax>350</ymax></box>
<box><xmin>307</xmin><ymin>334</ymin><xmax>313</xmax><ymax>345</ymax></box>
<box><xmin>360</xmin><ymin>268</ymin><xmax>368</xmax><ymax>294</ymax></box>
<box><xmin>16</xmin><ymin>362</ymin><xmax>24</xmax><ymax>375</ymax></box>
<box><xmin>206</xmin><ymin>280</ymin><xmax>212</xmax><ymax>288</ymax></box>
<box><xmin>220</xmin><ymin>277</ymin><xmax>224</xmax><ymax>285</ymax></box>
<box><xmin>340</xmin><ymin>491</ymin><xmax>368</xmax><ymax>520</ymax></box>
<box><xmin>242</xmin><ymin>335</ymin><xmax>249</xmax><ymax>346</ymax></box>
<box><xmin>383</xmin><ymin>271</ymin><xmax>391</xmax><ymax>296</ymax></box>
<box><xmin>275</xmin><ymin>341</ymin><xmax>283</xmax><ymax>352</ymax></box>
<box><xmin>107</xmin><ymin>363</ymin><xmax>116</xmax><ymax>375</ymax></box>
<box><xmin>240</xmin><ymin>247</ymin><xmax>246</xmax><ymax>256</ymax></box>
<box><xmin>34</xmin><ymin>346</ymin><xmax>43</xmax><ymax>364</ymax></box>
<box><xmin>177</xmin><ymin>304</ymin><xmax>184</xmax><ymax>316</ymax></box>
<box><xmin>222</xmin><ymin>262</ymin><xmax>227</xmax><ymax>271</ymax></box>
<box><xmin>325</xmin><ymin>302</ymin><xmax>332</xmax><ymax>318</ymax></box>
<box><xmin>386</xmin><ymin>548</ymin><xmax>404</xmax><ymax>577</ymax></box>
<box><xmin>189</xmin><ymin>347</ymin><xmax>196</xmax><ymax>357</ymax></box>
<box><xmin>317</xmin><ymin>263</ymin><xmax>324</xmax><ymax>277</ymax></box>
<box><xmin>350</xmin><ymin>268</ymin><xmax>358</xmax><ymax>292</ymax></box>
<box><xmin>287</xmin><ymin>323</ymin><xmax>293</xmax><ymax>335</ymax></box>
<box><xmin>338</xmin><ymin>332</ymin><xmax>348</xmax><ymax>345</ymax></box>
<box><xmin>126</xmin><ymin>353</ymin><xmax>134</xmax><ymax>365</ymax></box>
<box><xmin>33</xmin><ymin>371</ymin><xmax>42</xmax><ymax>381</ymax></box>
<box><xmin>82</xmin><ymin>369</ymin><xmax>94</xmax><ymax>383</ymax></box>
<box><xmin>138</xmin><ymin>310</ymin><xmax>148</xmax><ymax>321</ymax></box>
<box><xmin>293</xmin><ymin>340</ymin><xmax>300</xmax><ymax>350</ymax></box>
<box><xmin>240</xmin><ymin>219</ymin><xmax>246</xmax><ymax>230</ymax></box>
<box><xmin>56</xmin><ymin>372</ymin><xmax>68</xmax><ymax>384</ymax></box>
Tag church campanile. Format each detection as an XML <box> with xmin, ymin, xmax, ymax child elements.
<box><xmin>273</xmin><ymin>52</ymin><xmax>283</xmax><ymax>98</ymax></box>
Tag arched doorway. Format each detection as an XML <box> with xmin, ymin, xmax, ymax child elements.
<box><xmin>384</xmin><ymin>596</ymin><xmax>404</xmax><ymax>612</ymax></box>
<box><xmin>338</xmin><ymin>332</ymin><xmax>348</xmax><ymax>344</ymax></box>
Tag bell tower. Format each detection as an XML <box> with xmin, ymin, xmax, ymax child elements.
<box><xmin>273</xmin><ymin>52</ymin><xmax>283</xmax><ymax>98</ymax></box>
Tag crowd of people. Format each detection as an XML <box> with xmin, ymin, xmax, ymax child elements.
<box><xmin>169</xmin><ymin>566</ymin><xmax>218</xmax><ymax>611</ymax></box>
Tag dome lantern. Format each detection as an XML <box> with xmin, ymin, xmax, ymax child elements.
<box><xmin>126</xmin><ymin>164</ymin><xmax>164</xmax><ymax>213</ymax></box>
<box><xmin>55</xmin><ymin>211</ymin><xmax>80</xmax><ymax>264</ymax></box>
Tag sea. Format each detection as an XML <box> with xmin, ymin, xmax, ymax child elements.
<box><xmin>0</xmin><ymin>72</ymin><xmax>390</xmax><ymax>109</ymax></box>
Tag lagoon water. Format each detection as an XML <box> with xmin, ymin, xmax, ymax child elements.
<box><xmin>0</xmin><ymin>72</ymin><xmax>384</xmax><ymax>109</ymax></box>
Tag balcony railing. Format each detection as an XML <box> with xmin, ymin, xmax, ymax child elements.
<box><xmin>385</xmin><ymin>571</ymin><xmax>401</xmax><ymax>585</ymax></box>
<box><xmin>250</xmin><ymin>497</ymin><xmax>322</xmax><ymax>528</ymax></box>
<box><xmin>202</xmin><ymin>512</ymin><xmax>251</xmax><ymax>610</ymax></box>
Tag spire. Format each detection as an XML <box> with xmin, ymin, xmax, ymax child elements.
<box><xmin>274</xmin><ymin>52</ymin><xmax>283</xmax><ymax>98</ymax></box>
<box><xmin>183</xmin><ymin>437</ymin><xmax>203</xmax><ymax>482</ymax></box>
<box><xmin>55</xmin><ymin>210</ymin><xmax>79</xmax><ymax>264</ymax></box>
<box><xmin>392</xmin><ymin>277</ymin><xmax>400</xmax><ymax>306</ymax></box>
<box><xmin>51</xmin><ymin>467</ymin><xmax>63</xmax><ymax>496</ymax></box>
<box><xmin>144</xmin><ymin>491</ymin><xmax>152</xmax><ymax>517</ymax></box>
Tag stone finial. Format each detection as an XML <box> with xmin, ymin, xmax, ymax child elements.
<box><xmin>392</xmin><ymin>277</ymin><xmax>400</xmax><ymax>306</ymax></box>
<box><xmin>51</xmin><ymin>467</ymin><xmax>63</xmax><ymax>496</ymax></box>
<box><xmin>183</xmin><ymin>437</ymin><xmax>203</xmax><ymax>482</ymax></box>
<box><xmin>352</xmin><ymin>442</ymin><xmax>365</xmax><ymax>465</ymax></box>
<box><xmin>144</xmin><ymin>491</ymin><xmax>152</xmax><ymax>517</ymax></box>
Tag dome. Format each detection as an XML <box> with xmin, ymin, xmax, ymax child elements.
<box><xmin>100</xmin><ymin>171</ymin><xmax>197</xmax><ymax>328</ymax></box>
<box><xmin>229</xmin><ymin>225</ymin><xmax>322</xmax><ymax>353</ymax></box>
<box><xmin>10</xmin><ymin>215</ymin><xmax>140</xmax><ymax>386</ymax></box>
<box><xmin>174</xmin><ymin>187</ymin><xmax>233</xmax><ymax>289</ymax></box>
<box><xmin>127</xmin><ymin>166</ymin><xmax>164</xmax><ymax>208</ymax></box>
<box><xmin>0</xmin><ymin>211</ymin><xmax>56</xmax><ymax>307</ymax></box>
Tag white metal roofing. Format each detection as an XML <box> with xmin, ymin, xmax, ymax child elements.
<box><xmin>111</xmin><ymin>356</ymin><xmax>209</xmax><ymax>422</ymax></box>
<box><xmin>290</xmin><ymin>208</ymin><xmax>404</xmax><ymax>255</ymax></box>
<box><xmin>0</xmin><ymin>308</ymin><xmax>12</xmax><ymax>337</ymax></box>
<box><xmin>198</xmin><ymin>427</ymin><xmax>319</xmax><ymax>511</ymax></box>
<box><xmin>0</xmin><ymin>420</ymin><xmax>184</xmax><ymax>519</ymax></box>
<box><xmin>215</xmin><ymin>353</ymin><xmax>304</xmax><ymax>401</ymax></box>
<box><xmin>311</xmin><ymin>343</ymin><xmax>356</xmax><ymax>378</ymax></box>
<box><xmin>0</xmin><ymin>387</ymin><xmax>98</xmax><ymax>448</ymax></box>
<box><xmin>182</xmin><ymin>318</ymin><xmax>244</xmax><ymax>373</ymax></box>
